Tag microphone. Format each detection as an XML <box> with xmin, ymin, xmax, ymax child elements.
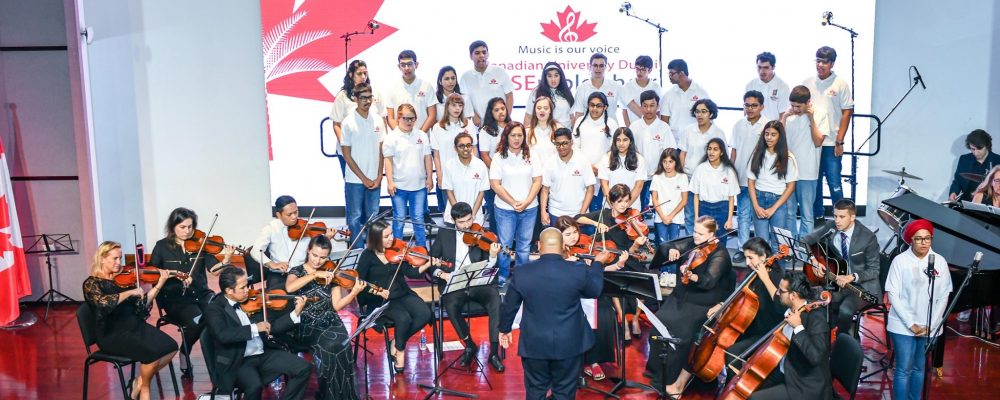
<box><xmin>651</xmin><ymin>335</ymin><xmax>682</xmax><ymax>344</ymax></box>
<box><xmin>367</xmin><ymin>20</ymin><xmax>380</xmax><ymax>31</ymax></box>
<box><xmin>619</xmin><ymin>2</ymin><xmax>631</xmax><ymax>14</ymax></box>
<box><xmin>913</xmin><ymin>66</ymin><xmax>926</xmax><ymax>89</ymax></box>
<box><xmin>970</xmin><ymin>252</ymin><xmax>983</xmax><ymax>272</ymax></box>
<box><xmin>803</xmin><ymin>223</ymin><xmax>837</xmax><ymax>245</ymax></box>
<box><xmin>821</xmin><ymin>11</ymin><xmax>832</xmax><ymax>26</ymax></box>
<box><xmin>924</xmin><ymin>254</ymin><xmax>937</xmax><ymax>278</ymax></box>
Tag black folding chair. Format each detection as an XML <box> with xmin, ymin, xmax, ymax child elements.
<box><xmin>200</xmin><ymin>329</ymin><xmax>243</xmax><ymax>399</ymax></box>
<box><xmin>831</xmin><ymin>332</ymin><xmax>864</xmax><ymax>400</ymax></box>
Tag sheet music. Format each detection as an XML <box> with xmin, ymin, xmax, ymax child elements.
<box><xmin>772</xmin><ymin>226</ymin><xmax>810</xmax><ymax>262</ymax></box>
<box><xmin>444</xmin><ymin>260</ymin><xmax>495</xmax><ymax>294</ymax></box>
<box><xmin>636</xmin><ymin>301</ymin><xmax>675</xmax><ymax>349</ymax></box>
<box><xmin>334</xmin><ymin>248</ymin><xmax>363</xmax><ymax>270</ymax></box>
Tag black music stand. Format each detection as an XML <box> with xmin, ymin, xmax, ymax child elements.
<box><xmin>602</xmin><ymin>270</ymin><xmax>661</xmax><ymax>396</ymax></box>
<box><xmin>25</xmin><ymin>234</ymin><xmax>76</xmax><ymax>320</ymax></box>
<box><xmin>346</xmin><ymin>302</ymin><xmax>389</xmax><ymax>400</ymax></box>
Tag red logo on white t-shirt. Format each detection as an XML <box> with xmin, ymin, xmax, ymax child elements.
<box><xmin>675</xmin><ymin>185</ymin><xmax>681</xmax><ymax>190</ymax></box>
<box><xmin>374</xmin><ymin>125</ymin><xmax>382</xmax><ymax>133</ymax></box>
<box><xmin>692</xmin><ymin>95</ymin><xmax>700</xmax><ymax>101</ymax></box>
<box><xmin>489</xmin><ymin>79</ymin><xmax>498</xmax><ymax>85</ymax></box>
<box><xmin>473</xmin><ymin>173</ymin><xmax>481</xmax><ymax>179</ymax></box>
<box><xmin>573</xmin><ymin>169</ymin><xmax>581</xmax><ymax>176</ymax></box>
<box><xmin>525</xmin><ymin>159</ymin><xmax>532</xmax><ymax>165</ymax></box>
<box><xmin>827</xmin><ymin>89</ymin><xmax>837</xmax><ymax>97</ymax></box>
<box><xmin>416</xmin><ymin>138</ymin><xmax>424</xmax><ymax>144</ymax></box>
<box><xmin>461</xmin><ymin>130</ymin><xmax>469</xmax><ymax>135</ymax></box>
<box><xmin>721</xmin><ymin>176</ymin><xmax>729</xmax><ymax>184</ymax></box>
<box><xmin>654</xmin><ymin>134</ymin><xmax>661</xmax><ymax>140</ymax></box>
<box><xmin>417</xmin><ymin>91</ymin><xmax>425</xmax><ymax>97</ymax></box>
<box><xmin>607</xmin><ymin>91</ymin><xmax>614</xmax><ymax>97</ymax></box>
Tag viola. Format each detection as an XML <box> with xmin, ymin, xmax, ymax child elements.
<box><xmin>183</xmin><ymin>229</ymin><xmax>250</xmax><ymax>255</ymax></box>
<box><xmin>462</xmin><ymin>223</ymin><xmax>515</xmax><ymax>256</ymax></box>
<box><xmin>680</xmin><ymin>240</ymin><xmax>720</xmax><ymax>285</ymax></box>
<box><xmin>239</xmin><ymin>288</ymin><xmax>321</xmax><ymax>316</ymax></box>
<box><xmin>689</xmin><ymin>244</ymin><xmax>790</xmax><ymax>382</ymax></box>
<box><xmin>113</xmin><ymin>265</ymin><xmax>189</xmax><ymax>288</ymax></box>
<box><xmin>315</xmin><ymin>261</ymin><xmax>387</xmax><ymax>295</ymax></box>
<box><xmin>718</xmin><ymin>291</ymin><xmax>832</xmax><ymax>400</ymax></box>
<box><xmin>384</xmin><ymin>238</ymin><xmax>452</xmax><ymax>268</ymax></box>
<box><xmin>567</xmin><ymin>234</ymin><xmax>651</xmax><ymax>264</ymax></box>
<box><xmin>287</xmin><ymin>219</ymin><xmax>350</xmax><ymax>241</ymax></box>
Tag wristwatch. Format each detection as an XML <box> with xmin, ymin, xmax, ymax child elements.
<box><xmin>835</xmin><ymin>141</ymin><xmax>845</xmax><ymax>146</ymax></box>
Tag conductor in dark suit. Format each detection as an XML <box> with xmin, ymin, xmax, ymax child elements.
<box><xmin>803</xmin><ymin>199</ymin><xmax>881</xmax><ymax>337</ymax></box>
<box><xmin>202</xmin><ymin>267</ymin><xmax>311</xmax><ymax>400</ymax></box>
<box><xmin>749</xmin><ymin>270</ymin><xmax>832</xmax><ymax>400</ymax></box>
<box><xmin>499</xmin><ymin>227</ymin><xmax>605</xmax><ymax>400</ymax></box>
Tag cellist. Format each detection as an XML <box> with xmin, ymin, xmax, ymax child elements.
<box><xmin>645</xmin><ymin>215</ymin><xmax>735</xmax><ymax>397</ymax></box>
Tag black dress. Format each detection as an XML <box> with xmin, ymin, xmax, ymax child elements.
<box><xmin>724</xmin><ymin>266</ymin><xmax>788</xmax><ymax>379</ymax></box>
<box><xmin>355</xmin><ymin>249</ymin><xmax>432</xmax><ymax>353</ymax></box>
<box><xmin>82</xmin><ymin>277</ymin><xmax>178</xmax><ymax>363</ymax></box>
<box><xmin>150</xmin><ymin>238</ymin><xmax>220</xmax><ymax>354</ymax></box>
<box><xmin>287</xmin><ymin>265</ymin><xmax>359</xmax><ymax>400</ymax></box>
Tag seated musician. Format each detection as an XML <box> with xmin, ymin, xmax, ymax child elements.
<box><xmin>948</xmin><ymin>129</ymin><xmax>1000</xmax><ymax>202</ymax></box>
<box><xmin>645</xmin><ymin>215</ymin><xmax>735</xmax><ymax>397</ymax></box>
<box><xmin>284</xmin><ymin>235</ymin><xmax>364</xmax><ymax>399</ymax></box>
<box><xmin>203</xmin><ymin>267</ymin><xmax>311</xmax><ymax>400</ymax></box>
<box><xmin>83</xmin><ymin>241</ymin><xmax>178</xmax><ymax>400</ymax></box>
<box><xmin>150</xmin><ymin>207</ymin><xmax>234</xmax><ymax>375</ymax></box>
<box><xmin>428</xmin><ymin>202</ymin><xmax>504</xmax><ymax>372</ymax></box>
<box><xmin>746</xmin><ymin>270</ymin><xmax>833</xmax><ymax>400</ymax></box>
<box><xmin>252</xmin><ymin>195</ymin><xmax>337</xmax><ymax>289</ymax></box>
<box><xmin>803</xmin><ymin>199</ymin><xmax>881</xmax><ymax>337</ymax></box>
<box><xmin>355</xmin><ymin>219</ymin><xmax>434</xmax><ymax>373</ymax></box>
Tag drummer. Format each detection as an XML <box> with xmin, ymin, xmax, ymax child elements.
<box><xmin>949</xmin><ymin>129</ymin><xmax>1000</xmax><ymax>202</ymax></box>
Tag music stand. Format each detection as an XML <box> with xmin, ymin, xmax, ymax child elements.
<box><xmin>345</xmin><ymin>302</ymin><xmax>389</xmax><ymax>400</ymax></box>
<box><xmin>772</xmin><ymin>227</ymin><xmax>811</xmax><ymax>270</ymax></box>
<box><xmin>25</xmin><ymin>234</ymin><xmax>76</xmax><ymax>320</ymax></box>
<box><xmin>602</xmin><ymin>271</ymin><xmax>660</xmax><ymax>396</ymax></box>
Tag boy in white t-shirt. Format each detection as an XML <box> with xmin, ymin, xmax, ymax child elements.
<box><xmin>572</xmin><ymin>53</ymin><xmax>625</xmax><ymax>126</ymax></box>
<box><xmin>385</xmin><ymin>50</ymin><xmax>437</xmax><ymax>133</ymax></box>
<box><xmin>659</xmin><ymin>59</ymin><xmax>711</xmax><ymax>142</ymax></box>
<box><xmin>629</xmin><ymin>90</ymin><xmax>675</xmax><ymax>212</ymax></box>
<box><xmin>781</xmin><ymin>85</ymin><xmax>828</xmax><ymax>238</ymax></box>
<box><xmin>730</xmin><ymin>90</ymin><xmax>769</xmax><ymax>258</ymax></box>
<box><xmin>803</xmin><ymin>46</ymin><xmax>853</xmax><ymax>220</ymax></box>
<box><xmin>340</xmin><ymin>83</ymin><xmax>385</xmax><ymax>247</ymax></box>
<box><xmin>621</xmin><ymin>55</ymin><xmax>663</xmax><ymax>127</ymax></box>
<box><xmin>460</xmin><ymin>40</ymin><xmax>514</xmax><ymax>127</ymax></box>
<box><xmin>745</xmin><ymin>52</ymin><xmax>790</xmax><ymax>122</ymax></box>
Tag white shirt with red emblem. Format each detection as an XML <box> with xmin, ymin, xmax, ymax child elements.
<box><xmin>572</xmin><ymin>79</ymin><xmax>626</xmax><ymax>123</ymax></box>
<box><xmin>340</xmin><ymin>109</ymin><xmax>385</xmax><ymax>184</ymax></box>
<box><xmin>460</xmin><ymin>66</ymin><xmax>515</xmax><ymax>121</ymax></box>
<box><xmin>386</xmin><ymin>77</ymin><xmax>437</xmax><ymax>131</ymax></box>
<box><xmin>745</xmin><ymin>75</ymin><xmax>790</xmax><ymax>122</ymax></box>
<box><xmin>630</xmin><ymin>117</ymin><xmax>677</xmax><ymax>176</ymax></box>
<box><xmin>621</xmin><ymin>79</ymin><xmax>663</xmax><ymax>125</ymax></box>
<box><xmin>489</xmin><ymin>150</ymin><xmax>542</xmax><ymax>211</ymax></box>
<box><xmin>678</xmin><ymin>123</ymin><xmax>728</xmax><ymax>176</ymax></box>
<box><xmin>690</xmin><ymin>162</ymin><xmax>740</xmax><ymax>203</ymax></box>
<box><xmin>659</xmin><ymin>81</ymin><xmax>711</xmax><ymax>139</ymax></box>
<box><xmin>650</xmin><ymin>172</ymin><xmax>689</xmax><ymax>224</ymax></box>
<box><xmin>382</xmin><ymin>127</ymin><xmax>431</xmax><ymax>191</ymax></box>
<box><xmin>542</xmin><ymin>152</ymin><xmax>597</xmax><ymax>217</ymax></box>
<box><xmin>802</xmin><ymin>72</ymin><xmax>854</xmax><ymax>146</ymax></box>
<box><xmin>431</xmin><ymin>121</ymin><xmax>478</xmax><ymax>168</ymax></box>
<box><xmin>441</xmin><ymin>157</ymin><xmax>490</xmax><ymax>224</ymax></box>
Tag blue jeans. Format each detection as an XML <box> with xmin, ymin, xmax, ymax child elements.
<box><xmin>655</xmin><ymin>222</ymin><xmax>681</xmax><ymax>248</ymax></box>
<box><xmin>752</xmin><ymin>190</ymin><xmax>789</xmax><ymax>251</ymax></box>
<box><xmin>495</xmin><ymin>206</ymin><xmax>536</xmax><ymax>281</ymax></box>
<box><xmin>390</xmin><ymin>188</ymin><xmax>427</xmax><ymax>247</ymax></box>
<box><xmin>699</xmin><ymin>200</ymin><xmax>730</xmax><ymax>247</ymax></box>
<box><xmin>787</xmin><ymin>179</ymin><xmax>817</xmax><ymax>238</ymax></box>
<box><xmin>484</xmin><ymin>189</ymin><xmax>498</xmax><ymax>230</ymax></box>
<box><xmin>589</xmin><ymin>188</ymin><xmax>605</xmax><ymax>213</ymax></box>
<box><xmin>684</xmin><ymin>192</ymin><xmax>696</xmax><ymax>235</ymax></box>
<box><xmin>736</xmin><ymin>186</ymin><xmax>752</xmax><ymax>247</ymax></box>
<box><xmin>890</xmin><ymin>332</ymin><xmax>929</xmax><ymax>400</ymax></box>
<box><xmin>345</xmin><ymin>183</ymin><xmax>381</xmax><ymax>249</ymax></box>
<box><xmin>640</xmin><ymin>180</ymin><xmax>652</xmax><ymax>213</ymax></box>
<box><xmin>435</xmin><ymin>183</ymin><xmax>449</xmax><ymax>214</ymax></box>
<box><xmin>814</xmin><ymin>146</ymin><xmax>844</xmax><ymax>218</ymax></box>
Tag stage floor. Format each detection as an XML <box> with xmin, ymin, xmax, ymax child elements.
<box><xmin>1</xmin><ymin>302</ymin><xmax>997</xmax><ymax>399</ymax></box>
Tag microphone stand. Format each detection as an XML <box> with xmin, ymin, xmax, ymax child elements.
<box><xmin>620</xmin><ymin>7</ymin><xmax>668</xmax><ymax>83</ymax></box>
<box><xmin>340</xmin><ymin>25</ymin><xmax>377</xmax><ymax>76</ymax></box>
<box><xmin>922</xmin><ymin>253</ymin><xmax>978</xmax><ymax>400</ymax></box>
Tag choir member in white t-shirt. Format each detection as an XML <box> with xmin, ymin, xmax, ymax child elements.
<box><xmin>478</xmin><ymin>96</ymin><xmax>510</xmax><ymax>233</ymax></box>
<box><xmin>598</xmin><ymin>128</ymin><xmax>648</xmax><ymax>210</ymax></box>
<box><xmin>574</xmin><ymin>92</ymin><xmax>619</xmax><ymax>212</ymax></box>
<box><xmin>689</xmin><ymin>138</ymin><xmax>739</xmax><ymax>245</ymax></box>
<box><xmin>441</xmin><ymin>132</ymin><xmax>490</xmax><ymax>225</ymax></box>
<box><xmin>782</xmin><ymin>85</ymin><xmax>828</xmax><ymax>238</ymax></box>
<box><xmin>489</xmin><ymin>122</ymin><xmax>542</xmax><ymax>280</ymax></box>
<box><xmin>340</xmin><ymin>83</ymin><xmax>385</xmax><ymax>248</ymax></box>
<box><xmin>731</xmin><ymin>91</ymin><xmax>769</xmax><ymax>252</ymax></box>
<box><xmin>527</xmin><ymin>96</ymin><xmax>562</xmax><ymax>168</ymax></box>
<box><xmin>434</xmin><ymin>66</ymin><xmax>473</xmax><ymax>122</ymax></box>
<box><xmin>523</xmin><ymin>62</ymin><xmax>574</xmax><ymax>128</ymax></box>
<box><xmin>679</xmin><ymin>99</ymin><xmax>727</xmax><ymax>233</ymax></box>
<box><xmin>659</xmin><ymin>59</ymin><xmax>711</xmax><ymax>141</ymax></box>
<box><xmin>383</xmin><ymin>104</ymin><xmax>434</xmax><ymax>247</ymax></box>
<box><xmin>572</xmin><ymin>53</ymin><xmax>625</xmax><ymax>126</ymax></box>
<box><xmin>331</xmin><ymin>60</ymin><xmax>372</xmax><ymax>178</ymax></box>
<box><xmin>747</xmin><ymin>121</ymin><xmax>798</xmax><ymax>250</ymax></box>
<box><xmin>431</xmin><ymin>93</ymin><xmax>477</xmax><ymax>215</ymax></box>
<box><xmin>621</xmin><ymin>55</ymin><xmax>663</xmax><ymax>127</ymax></box>
<box><xmin>650</xmin><ymin>149</ymin><xmax>688</xmax><ymax>246</ymax></box>
<box><xmin>385</xmin><ymin>50</ymin><xmax>437</xmax><ymax>133</ymax></box>
<box><xmin>629</xmin><ymin>90</ymin><xmax>675</xmax><ymax>212</ymax></box>
<box><xmin>460</xmin><ymin>40</ymin><xmax>514</xmax><ymax>127</ymax></box>
<box><xmin>745</xmin><ymin>52</ymin><xmax>790</xmax><ymax>122</ymax></box>
<box><xmin>804</xmin><ymin>46</ymin><xmax>854</xmax><ymax>219</ymax></box>
<box><xmin>541</xmin><ymin>128</ymin><xmax>596</xmax><ymax>226</ymax></box>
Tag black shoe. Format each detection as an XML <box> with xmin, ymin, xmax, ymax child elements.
<box><xmin>732</xmin><ymin>252</ymin><xmax>746</xmax><ymax>264</ymax></box>
<box><xmin>488</xmin><ymin>353</ymin><xmax>505</xmax><ymax>372</ymax></box>
<box><xmin>459</xmin><ymin>346</ymin><xmax>477</xmax><ymax>367</ymax></box>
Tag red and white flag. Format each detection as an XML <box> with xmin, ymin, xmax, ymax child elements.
<box><xmin>0</xmin><ymin>137</ymin><xmax>30</xmax><ymax>326</ymax></box>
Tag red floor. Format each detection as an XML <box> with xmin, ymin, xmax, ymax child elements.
<box><xmin>1</xmin><ymin>302</ymin><xmax>998</xmax><ymax>399</ymax></box>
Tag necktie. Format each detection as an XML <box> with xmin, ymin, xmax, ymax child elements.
<box><xmin>840</xmin><ymin>232</ymin><xmax>849</xmax><ymax>259</ymax></box>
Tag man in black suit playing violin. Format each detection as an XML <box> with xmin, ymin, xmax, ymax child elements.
<box><xmin>803</xmin><ymin>199</ymin><xmax>881</xmax><ymax>338</ymax></box>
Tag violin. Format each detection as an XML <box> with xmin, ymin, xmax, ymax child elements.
<box><xmin>113</xmin><ymin>265</ymin><xmax>189</xmax><ymax>288</ymax></box>
<box><xmin>315</xmin><ymin>261</ymin><xmax>387</xmax><ymax>295</ymax></box>
<box><xmin>614</xmin><ymin>208</ymin><xmax>655</xmax><ymax>253</ymax></box>
<box><xmin>383</xmin><ymin>238</ymin><xmax>452</xmax><ymax>268</ymax></box>
<box><xmin>719</xmin><ymin>291</ymin><xmax>832</xmax><ymax>400</ymax></box>
<box><xmin>567</xmin><ymin>234</ymin><xmax>651</xmax><ymax>264</ymax></box>
<box><xmin>287</xmin><ymin>219</ymin><xmax>350</xmax><ymax>241</ymax></box>
<box><xmin>462</xmin><ymin>223</ymin><xmax>515</xmax><ymax>256</ymax></box>
<box><xmin>689</xmin><ymin>245</ymin><xmax>790</xmax><ymax>382</ymax></box>
<box><xmin>239</xmin><ymin>288</ymin><xmax>321</xmax><ymax>316</ymax></box>
<box><xmin>680</xmin><ymin>240</ymin><xmax>720</xmax><ymax>285</ymax></box>
<box><xmin>183</xmin><ymin>229</ymin><xmax>250</xmax><ymax>255</ymax></box>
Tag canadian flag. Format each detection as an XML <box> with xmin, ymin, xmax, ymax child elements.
<box><xmin>0</xmin><ymin>137</ymin><xmax>30</xmax><ymax>326</ymax></box>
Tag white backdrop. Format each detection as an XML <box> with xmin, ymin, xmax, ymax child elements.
<box><xmin>264</xmin><ymin>0</ymin><xmax>875</xmax><ymax>209</ymax></box>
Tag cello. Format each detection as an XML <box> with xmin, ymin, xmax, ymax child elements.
<box><xmin>688</xmin><ymin>245</ymin><xmax>789</xmax><ymax>382</ymax></box>
<box><xmin>718</xmin><ymin>291</ymin><xmax>832</xmax><ymax>400</ymax></box>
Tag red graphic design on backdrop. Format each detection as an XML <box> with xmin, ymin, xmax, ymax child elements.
<box><xmin>540</xmin><ymin>6</ymin><xmax>598</xmax><ymax>42</ymax></box>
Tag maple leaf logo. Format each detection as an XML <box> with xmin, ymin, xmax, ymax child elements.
<box><xmin>540</xmin><ymin>6</ymin><xmax>598</xmax><ymax>43</ymax></box>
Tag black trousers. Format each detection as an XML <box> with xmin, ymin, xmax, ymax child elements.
<box><xmin>161</xmin><ymin>293</ymin><xmax>212</xmax><ymax>356</ymax></box>
<box><xmin>383</xmin><ymin>293</ymin><xmax>432</xmax><ymax>352</ymax></box>
<box><xmin>236</xmin><ymin>349</ymin><xmax>311</xmax><ymax>400</ymax></box>
<box><xmin>828</xmin><ymin>290</ymin><xmax>866</xmax><ymax>338</ymax></box>
<box><xmin>748</xmin><ymin>384</ymin><xmax>791</xmax><ymax>400</ymax></box>
<box><xmin>521</xmin><ymin>355</ymin><xmax>583</xmax><ymax>400</ymax></box>
<box><xmin>442</xmin><ymin>285</ymin><xmax>501</xmax><ymax>345</ymax></box>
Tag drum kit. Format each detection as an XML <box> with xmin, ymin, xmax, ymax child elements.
<box><xmin>877</xmin><ymin>167</ymin><xmax>922</xmax><ymax>233</ymax></box>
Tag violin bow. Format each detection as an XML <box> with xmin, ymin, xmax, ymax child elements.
<box><xmin>183</xmin><ymin>213</ymin><xmax>218</xmax><ymax>296</ymax></box>
<box><xmin>383</xmin><ymin>236</ymin><xmax>415</xmax><ymax>304</ymax></box>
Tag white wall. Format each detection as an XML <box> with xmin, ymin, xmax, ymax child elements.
<box><xmin>863</xmin><ymin>0</ymin><xmax>999</xmax><ymax>240</ymax></box>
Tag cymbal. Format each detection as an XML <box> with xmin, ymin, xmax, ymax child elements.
<box><xmin>960</xmin><ymin>172</ymin><xmax>985</xmax><ymax>183</ymax></box>
<box><xmin>882</xmin><ymin>169</ymin><xmax>923</xmax><ymax>180</ymax></box>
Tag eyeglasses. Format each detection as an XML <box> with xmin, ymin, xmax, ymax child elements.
<box><xmin>398</xmin><ymin>62</ymin><xmax>415</xmax><ymax>68</ymax></box>
<box><xmin>357</xmin><ymin>95</ymin><xmax>374</xmax><ymax>102</ymax></box>
<box><xmin>456</xmin><ymin>143</ymin><xmax>475</xmax><ymax>149</ymax></box>
<box><xmin>591</xmin><ymin>64</ymin><xmax>607</xmax><ymax>69</ymax></box>
<box><xmin>911</xmin><ymin>236</ymin><xmax>933</xmax><ymax>243</ymax></box>
<box><xmin>554</xmin><ymin>141</ymin><xmax>572</xmax><ymax>148</ymax></box>
<box><xmin>635</xmin><ymin>66</ymin><xmax>649</xmax><ymax>72</ymax></box>
<box><xmin>694</xmin><ymin>109</ymin><xmax>711</xmax><ymax>115</ymax></box>
<box><xmin>588</xmin><ymin>103</ymin><xmax>606</xmax><ymax>109</ymax></box>
<box><xmin>400</xmin><ymin>116</ymin><xmax>417</xmax><ymax>122</ymax></box>
<box><xmin>743</xmin><ymin>103</ymin><xmax>761</xmax><ymax>109</ymax></box>
<box><xmin>777</xmin><ymin>287</ymin><xmax>790</xmax><ymax>295</ymax></box>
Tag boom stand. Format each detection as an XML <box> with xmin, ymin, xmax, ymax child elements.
<box><xmin>26</xmin><ymin>234</ymin><xmax>76</xmax><ymax>320</ymax></box>
<box><xmin>603</xmin><ymin>271</ymin><xmax>661</xmax><ymax>396</ymax></box>
<box><xmin>621</xmin><ymin>6</ymin><xmax>668</xmax><ymax>83</ymax></box>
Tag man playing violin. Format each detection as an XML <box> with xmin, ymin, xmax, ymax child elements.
<box><xmin>203</xmin><ymin>267</ymin><xmax>311</xmax><ymax>400</ymax></box>
<box><xmin>151</xmin><ymin>207</ymin><xmax>235</xmax><ymax>376</ymax></box>
<box><xmin>253</xmin><ymin>195</ymin><xmax>338</xmax><ymax>289</ymax></box>
<box><xmin>428</xmin><ymin>202</ymin><xmax>505</xmax><ymax>372</ymax></box>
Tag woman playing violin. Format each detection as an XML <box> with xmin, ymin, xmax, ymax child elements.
<box><xmin>150</xmin><ymin>207</ymin><xmax>234</xmax><ymax>374</ymax></box>
<box><xmin>645</xmin><ymin>215</ymin><xmax>735</xmax><ymax>397</ymax></box>
<box><xmin>83</xmin><ymin>241</ymin><xmax>178</xmax><ymax>400</ymax></box>
<box><xmin>285</xmin><ymin>235</ymin><xmax>365</xmax><ymax>400</ymax></box>
<box><xmin>355</xmin><ymin>219</ymin><xmax>434</xmax><ymax>373</ymax></box>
